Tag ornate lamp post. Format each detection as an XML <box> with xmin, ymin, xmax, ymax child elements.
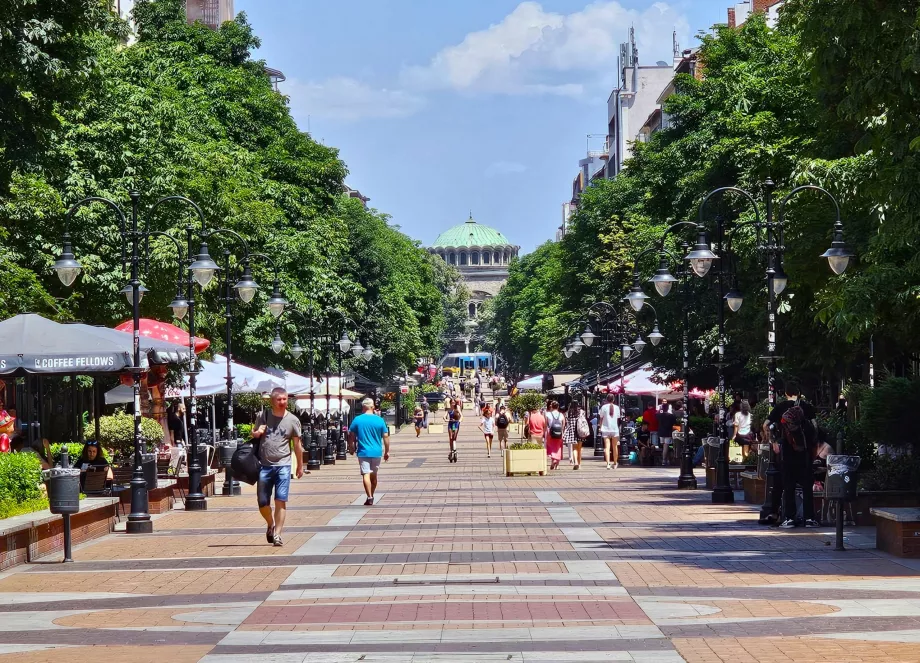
<box><xmin>54</xmin><ymin>193</ymin><xmax>211</xmax><ymax>528</ymax></box>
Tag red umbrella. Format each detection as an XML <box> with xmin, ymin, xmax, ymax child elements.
<box><xmin>115</xmin><ymin>318</ymin><xmax>210</xmax><ymax>353</ymax></box>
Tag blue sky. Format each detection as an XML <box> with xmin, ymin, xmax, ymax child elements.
<box><xmin>236</xmin><ymin>1</ymin><xmax>732</xmax><ymax>253</ymax></box>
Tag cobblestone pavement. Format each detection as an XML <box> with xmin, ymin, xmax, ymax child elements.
<box><xmin>2</xmin><ymin>423</ymin><xmax>920</xmax><ymax>662</ymax></box>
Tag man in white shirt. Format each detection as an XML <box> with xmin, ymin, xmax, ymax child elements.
<box><xmin>598</xmin><ymin>394</ymin><xmax>621</xmax><ymax>470</ymax></box>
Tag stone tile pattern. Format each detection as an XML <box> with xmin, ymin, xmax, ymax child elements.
<box><xmin>1</xmin><ymin>401</ymin><xmax>920</xmax><ymax>663</ymax></box>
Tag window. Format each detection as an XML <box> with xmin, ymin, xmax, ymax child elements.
<box><xmin>468</xmin><ymin>303</ymin><xmax>477</xmax><ymax>318</ymax></box>
<box><xmin>482</xmin><ymin>252</ymin><xmax>491</xmax><ymax>265</ymax></box>
<box><xmin>494</xmin><ymin>251</ymin><xmax>501</xmax><ymax>264</ymax></box>
<box><xmin>448</xmin><ymin>252</ymin><xmax>457</xmax><ymax>265</ymax></box>
<box><xmin>471</xmin><ymin>252</ymin><xmax>480</xmax><ymax>265</ymax></box>
<box><xmin>460</xmin><ymin>252</ymin><xmax>468</xmax><ymax>265</ymax></box>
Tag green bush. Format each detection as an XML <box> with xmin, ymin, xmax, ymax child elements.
<box><xmin>0</xmin><ymin>453</ymin><xmax>43</xmax><ymax>510</ymax></box>
<box><xmin>509</xmin><ymin>441</ymin><xmax>544</xmax><ymax>451</ymax></box>
<box><xmin>237</xmin><ymin>423</ymin><xmax>253</xmax><ymax>439</ymax></box>
<box><xmin>752</xmin><ymin>399</ymin><xmax>771</xmax><ymax>436</ymax></box>
<box><xmin>49</xmin><ymin>442</ymin><xmax>86</xmax><ymax>466</ymax></box>
<box><xmin>858</xmin><ymin>454</ymin><xmax>920</xmax><ymax>492</ymax></box>
<box><xmin>84</xmin><ymin>413</ymin><xmax>164</xmax><ymax>457</ymax></box>
<box><xmin>0</xmin><ymin>497</ymin><xmax>49</xmax><ymax>520</ymax></box>
<box><xmin>508</xmin><ymin>393</ymin><xmax>545</xmax><ymax>418</ymax></box>
<box><xmin>689</xmin><ymin>415</ymin><xmax>714</xmax><ymax>437</ymax></box>
<box><xmin>854</xmin><ymin>377</ymin><xmax>920</xmax><ymax>451</ymax></box>
<box><xmin>235</xmin><ymin>392</ymin><xmax>266</xmax><ymax>417</ymax></box>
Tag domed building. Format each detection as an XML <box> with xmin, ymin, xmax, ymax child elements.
<box><xmin>428</xmin><ymin>215</ymin><xmax>520</xmax><ymax>323</ymax></box>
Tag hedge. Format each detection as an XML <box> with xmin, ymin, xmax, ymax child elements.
<box><xmin>83</xmin><ymin>413</ymin><xmax>164</xmax><ymax>456</ymax></box>
<box><xmin>0</xmin><ymin>453</ymin><xmax>45</xmax><ymax>519</ymax></box>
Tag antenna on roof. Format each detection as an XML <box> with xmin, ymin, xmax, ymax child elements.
<box><xmin>673</xmin><ymin>30</ymin><xmax>679</xmax><ymax>59</ymax></box>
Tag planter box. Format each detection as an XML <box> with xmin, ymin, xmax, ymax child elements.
<box><xmin>504</xmin><ymin>449</ymin><xmax>547</xmax><ymax>477</ymax></box>
<box><xmin>852</xmin><ymin>491</ymin><xmax>920</xmax><ymax>526</ymax></box>
<box><xmin>507</xmin><ymin>423</ymin><xmax>522</xmax><ymax>434</ymax></box>
<box><xmin>872</xmin><ymin>508</ymin><xmax>920</xmax><ymax>557</ymax></box>
<box><xmin>427</xmin><ymin>423</ymin><xmax>444</xmax><ymax>435</ymax></box>
<box><xmin>742</xmin><ymin>471</ymin><xmax>765</xmax><ymax>504</ymax></box>
<box><xmin>707</xmin><ymin>464</ymin><xmax>755</xmax><ymax>490</ymax></box>
<box><xmin>0</xmin><ymin>498</ymin><xmax>119</xmax><ymax>570</ymax></box>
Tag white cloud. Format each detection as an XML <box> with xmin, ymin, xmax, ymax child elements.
<box><xmin>401</xmin><ymin>1</ymin><xmax>689</xmax><ymax>96</ymax></box>
<box><xmin>484</xmin><ymin>161</ymin><xmax>528</xmax><ymax>177</ymax></box>
<box><xmin>285</xmin><ymin>77</ymin><xmax>426</xmax><ymax>123</ymax></box>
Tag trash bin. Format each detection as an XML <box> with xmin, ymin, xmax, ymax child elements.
<box><xmin>703</xmin><ymin>436</ymin><xmax>721</xmax><ymax>468</ymax></box>
<box><xmin>218</xmin><ymin>439</ymin><xmax>241</xmax><ymax>468</ymax></box>
<box><xmin>826</xmin><ymin>455</ymin><xmax>860</xmax><ymax>501</ymax></box>
<box><xmin>44</xmin><ymin>467</ymin><xmax>81</xmax><ymax>515</ymax></box>
<box><xmin>141</xmin><ymin>452</ymin><xmax>157</xmax><ymax>490</ymax></box>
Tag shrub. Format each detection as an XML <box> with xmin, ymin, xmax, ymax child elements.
<box><xmin>508</xmin><ymin>393</ymin><xmax>545</xmax><ymax>418</ymax></box>
<box><xmin>0</xmin><ymin>453</ymin><xmax>43</xmax><ymax>509</ymax></box>
<box><xmin>752</xmin><ymin>399</ymin><xmax>771</xmax><ymax>436</ymax></box>
<box><xmin>49</xmin><ymin>442</ymin><xmax>86</xmax><ymax>466</ymax></box>
<box><xmin>854</xmin><ymin>377</ymin><xmax>920</xmax><ymax>451</ymax></box>
<box><xmin>235</xmin><ymin>392</ymin><xmax>265</xmax><ymax>417</ymax></box>
<box><xmin>858</xmin><ymin>454</ymin><xmax>920</xmax><ymax>492</ymax></box>
<box><xmin>689</xmin><ymin>415</ymin><xmax>714</xmax><ymax>437</ymax></box>
<box><xmin>84</xmin><ymin>413</ymin><xmax>164</xmax><ymax>457</ymax></box>
<box><xmin>509</xmin><ymin>441</ymin><xmax>544</xmax><ymax>451</ymax></box>
<box><xmin>237</xmin><ymin>423</ymin><xmax>253</xmax><ymax>439</ymax></box>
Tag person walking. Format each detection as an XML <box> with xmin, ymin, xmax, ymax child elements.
<box><xmin>421</xmin><ymin>396</ymin><xmax>430</xmax><ymax>428</ymax></box>
<box><xmin>525</xmin><ymin>404</ymin><xmax>545</xmax><ymax>444</ymax></box>
<box><xmin>348</xmin><ymin>398</ymin><xmax>390</xmax><ymax>506</ymax></box>
<box><xmin>445</xmin><ymin>398</ymin><xmax>463</xmax><ymax>462</ymax></box>
<box><xmin>599</xmin><ymin>394</ymin><xmax>621</xmax><ymax>470</ymax></box>
<box><xmin>566</xmin><ymin>401</ymin><xmax>589</xmax><ymax>470</ymax></box>
<box><xmin>251</xmin><ymin>387</ymin><xmax>304</xmax><ymax>547</ymax></box>
<box><xmin>479</xmin><ymin>403</ymin><xmax>495</xmax><ymax>458</ymax></box>
<box><xmin>657</xmin><ymin>403</ymin><xmax>676</xmax><ymax>466</ymax></box>
<box><xmin>413</xmin><ymin>406</ymin><xmax>425</xmax><ymax>437</ymax></box>
<box><xmin>495</xmin><ymin>405</ymin><xmax>511</xmax><ymax>456</ymax></box>
<box><xmin>544</xmin><ymin>401</ymin><xmax>565</xmax><ymax>470</ymax></box>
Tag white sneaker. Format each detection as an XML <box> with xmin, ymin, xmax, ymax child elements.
<box><xmin>613</xmin><ymin>462</ymin><xmax>619</xmax><ymax>469</ymax></box>
<box><xmin>779</xmin><ymin>519</ymin><xmax>796</xmax><ymax>529</ymax></box>
<box><xmin>606</xmin><ymin>463</ymin><xmax>612</xmax><ymax>470</ymax></box>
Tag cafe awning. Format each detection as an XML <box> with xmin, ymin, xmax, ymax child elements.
<box><xmin>0</xmin><ymin>314</ymin><xmax>188</xmax><ymax>375</ymax></box>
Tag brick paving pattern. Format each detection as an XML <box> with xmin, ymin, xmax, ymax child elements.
<box><xmin>1</xmin><ymin>415</ymin><xmax>919</xmax><ymax>662</ymax></box>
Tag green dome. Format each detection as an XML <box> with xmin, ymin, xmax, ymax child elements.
<box><xmin>432</xmin><ymin>216</ymin><xmax>510</xmax><ymax>248</ymax></box>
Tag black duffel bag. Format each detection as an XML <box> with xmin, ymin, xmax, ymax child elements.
<box><xmin>230</xmin><ymin>439</ymin><xmax>261</xmax><ymax>485</ymax></box>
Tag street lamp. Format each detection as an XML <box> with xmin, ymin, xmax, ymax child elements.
<box><xmin>580</xmin><ymin>325</ymin><xmax>597</xmax><ymax>347</ymax></box>
<box><xmin>55</xmin><ymin>192</ymin><xmax>209</xmax><ymax>531</ymax></box>
<box><xmin>690</xmin><ymin>180</ymin><xmax>854</xmax><ymax>507</ymax></box>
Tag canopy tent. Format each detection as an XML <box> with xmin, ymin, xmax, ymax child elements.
<box><xmin>515</xmin><ymin>375</ymin><xmax>543</xmax><ymax>391</ymax></box>
<box><xmin>293</xmin><ymin>396</ymin><xmax>351</xmax><ymax>414</ymax></box>
<box><xmin>0</xmin><ymin>314</ymin><xmax>190</xmax><ymax>375</ymax></box>
<box><xmin>210</xmin><ymin>355</ymin><xmax>283</xmax><ymax>395</ymax></box>
<box><xmin>605</xmin><ymin>365</ymin><xmax>682</xmax><ymax>401</ymax></box>
<box><xmin>264</xmin><ymin>367</ymin><xmax>360</xmax><ymax>398</ymax></box>
<box><xmin>114</xmin><ymin>318</ymin><xmax>210</xmax><ymax>353</ymax></box>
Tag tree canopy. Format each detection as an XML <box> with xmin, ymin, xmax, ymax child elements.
<box><xmin>0</xmin><ymin>0</ymin><xmax>452</xmax><ymax>379</ymax></box>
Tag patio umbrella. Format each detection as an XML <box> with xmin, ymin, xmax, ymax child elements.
<box><xmin>210</xmin><ymin>355</ymin><xmax>284</xmax><ymax>394</ymax></box>
<box><xmin>114</xmin><ymin>318</ymin><xmax>210</xmax><ymax>354</ymax></box>
<box><xmin>0</xmin><ymin>314</ymin><xmax>186</xmax><ymax>375</ymax></box>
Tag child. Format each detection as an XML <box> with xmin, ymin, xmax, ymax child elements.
<box><xmin>479</xmin><ymin>404</ymin><xmax>495</xmax><ymax>458</ymax></box>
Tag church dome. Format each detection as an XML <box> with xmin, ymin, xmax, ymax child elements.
<box><xmin>432</xmin><ymin>216</ymin><xmax>510</xmax><ymax>248</ymax></box>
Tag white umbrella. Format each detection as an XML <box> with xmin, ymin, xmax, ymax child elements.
<box><xmin>211</xmin><ymin>354</ymin><xmax>283</xmax><ymax>394</ymax></box>
<box><xmin>293</xmin><ymin>396</ymin><xmax>351</xmax><ymax>414</ymax></box>
<box><xmin>515</xmin><ymin>375</ymin><xmax>543</xmax><ymax>391</ymax></box>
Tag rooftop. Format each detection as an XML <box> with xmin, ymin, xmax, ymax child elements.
<box><xmin>432</xmin><ymin>216</ymin><xmax>513</xmax><ymax>248</ymax></box>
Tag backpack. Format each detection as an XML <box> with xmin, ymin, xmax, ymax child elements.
<box><xmin>576</xmin><ymin>414</ymin><xmax>590</xmax><ymax>439</ymax></box>
<box><xmin>780</xmin><ymin>402</ymin><xmax>809</xmax><ymax>452</ymax></box>
<box><xmin>497</xmin><ymin>413</ymin><xmax>509</xmax><ymax>427</ymax></box>
<box><xmin>548</xmin><ymin>412</ymin><xmax>563</xmax><ymax>439</ymax></box>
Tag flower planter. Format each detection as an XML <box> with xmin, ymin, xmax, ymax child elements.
<box><xmin>504</xmin><ymin>449</ymin><xmax>547</xmax><ymax>477</ymax></box>
<box><xmin>741</xmin><ymin>471</ymin><xmax>765</xmax><ymax>504</ymax></box>
<box><xmin>851</xmin><ymin>491</ymin><xmax>920</xmax><ymax>526</ymax></box>
<box><xmin>427</xmin><ymin>423</ymin><xmax>444</xmax><ymax>435</ymax></box>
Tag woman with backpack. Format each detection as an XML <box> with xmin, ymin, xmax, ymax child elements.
<box><xmin>564</xmin><ymin>401</ymin><xmax>589</xmax><ymax>470</ymax></box>
<box><xmin>544</xmin><ymin>401</ymin><xmax>566</xmax><ymax>470</ymax></box>
<box><xmin>495</xmin><ymin>405</ymin><xmax>511</xmax><ymax>456</ymax></box>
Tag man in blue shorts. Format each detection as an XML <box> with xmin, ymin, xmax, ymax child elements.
<box><xmin>348</xmin><ymin>398</ymin><xmax>390</xmax><ymax>506</ymax></box>
<box><xmin>251</xmin><ymin>387</ymin><xmax>304</xmax><ymax>546</ymax></box>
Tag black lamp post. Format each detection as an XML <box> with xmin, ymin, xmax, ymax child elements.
<box><xmin>628</xmin><ymin>230</ymin><xmax>717</xmax><ymax>490</ymax></box>
<box><xmin>54</xmin><ymin>193</ymin><xmax>207</xmax><ymax>530</ymax></box>
<box><xmin>564</xmin><ymin>302</ymin><xmax>663</xmax><ymax>457</ymax></box>
<box><xmin>275</xmin><ymin>310</ymin><xmax>322</xmax><ymax>471</ymax></box>
<box><xmin>325</xmin><ymin>312</ymin><xmax>361</xmax><ymax>460</ymax></box>
<box><xmin>213</xmin><ymin>247</ymin><xmax>287</xmax><ymax>496</ymax></box>
<box><xmin>690</xmin><ymin>180</ymin><xmax>854</xmax><ymax>508</ymax></box>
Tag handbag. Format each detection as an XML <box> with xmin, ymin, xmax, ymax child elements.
<box><xmin>231</xmin><ymin>438</ymin><xmax>261</xmax><ymax>485</ymax></box>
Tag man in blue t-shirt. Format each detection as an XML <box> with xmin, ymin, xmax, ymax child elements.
<box><xmin>348</xmin><ymin>398</ymin><xmax>391</xmax><ymax>505</ymax></box>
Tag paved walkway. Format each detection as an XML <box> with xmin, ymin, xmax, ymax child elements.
<box><xmin>2</xmin><ymin>423</ymin><xmax>920</xmax><ymax>662</ymax></box>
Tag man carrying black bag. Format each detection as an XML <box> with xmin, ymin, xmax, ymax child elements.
<box><xmin>251</xmin><ymin>387</ymin><xmax>304</xmax><ymax>547</ymax></box>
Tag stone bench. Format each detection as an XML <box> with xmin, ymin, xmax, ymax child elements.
<box><xmin>871</xmin><ymin>507</ymin><xmax>920</xmax><ymax>558</ymax></box>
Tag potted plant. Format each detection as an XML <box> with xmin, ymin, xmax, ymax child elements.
<box><xmin>504</xmin><ymin>441</ymin><xmax>547</xmax><ymax>476</ymax></box>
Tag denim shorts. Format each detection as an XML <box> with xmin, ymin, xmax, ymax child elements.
<box><xmin>257</xmin><ymin>464</ymin><xmax>291</xmax><ymax>507</ymax></box>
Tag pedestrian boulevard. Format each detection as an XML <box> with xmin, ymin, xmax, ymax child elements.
<box><xmin>2</xmin><ymin>425</ymin><xmax>920</xmax><ymax>662</ymax></box>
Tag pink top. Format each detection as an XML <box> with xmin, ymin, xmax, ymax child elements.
<box><xmin>528</xmin><ymin>412</ymin><xmax>546</xmax><ymax>438</ymax></box>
